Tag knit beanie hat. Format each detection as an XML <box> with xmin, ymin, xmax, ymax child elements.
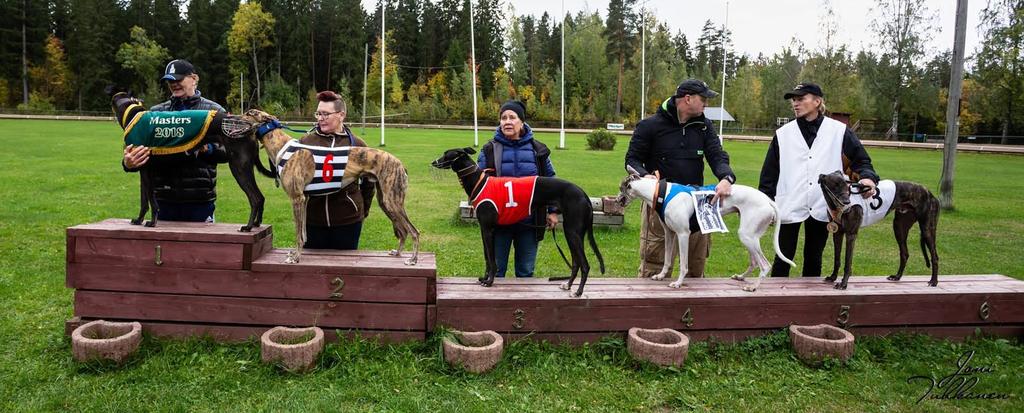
<box><xmin>499</xmin><ymin>100</ymin><xmax>527</xmax><ymax>122</ymax></box>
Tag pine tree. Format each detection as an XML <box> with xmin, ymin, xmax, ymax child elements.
<box><xmin>603</xmin><ymin>0</ymin><xmax>636</xmax><ymax>117</ymax></box>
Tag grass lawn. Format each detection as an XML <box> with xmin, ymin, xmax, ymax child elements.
<box><xmin>0</xmin><ymin>119</ymin><xmax>1021</xmax><ymax>411</ymax></box>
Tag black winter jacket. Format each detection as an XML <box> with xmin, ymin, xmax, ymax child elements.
<box><xmin>624</xmin><ymin>97</ymin><xmax>736</xmax><ymax>186</ymax></box>
<box><xmin>123</xmin><ymin>91</ymin><xmax>228</xmax><ymax>203</ymax></box>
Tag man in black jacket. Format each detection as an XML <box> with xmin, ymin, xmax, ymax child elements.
<box><xmin>624</xmin><ymin>79</ymin><xmax>736</xmax><ymax>279</ymax></box>
<box><xmin>122</xmin><ymin>59</ymin><xmax>228</xmax><ymax>222</ymax></box>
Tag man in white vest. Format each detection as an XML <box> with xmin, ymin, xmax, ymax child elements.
<box><xmin>758</xmin><ymin>83</ymin><xmax>879</xmax><ymax>277</ymax></box>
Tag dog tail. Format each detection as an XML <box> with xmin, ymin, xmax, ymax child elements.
<box><xmin>254</xmin><ymin>154</ymin><xmax>277</xmax><ymax>179</ymax></box>
<box><xmin>772</xmin><ymin>201</ymin><xmax>797</xmax><ymax>267</ymax></box>
<box><xmin>587</xmin><ymin>223</ymin><xmax>606</xmax><ymax>274</ymax></box>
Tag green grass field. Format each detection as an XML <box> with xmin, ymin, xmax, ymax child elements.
<box><xmin>0</xmin><ymin>119</ymin><xmax>1021</xmax><ymax>411</ymax></box>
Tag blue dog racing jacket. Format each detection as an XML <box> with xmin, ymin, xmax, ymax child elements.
<box><xmin>275</xmin><ymin>140</ymin><xmax>350</xmax><ymax>195</ymax></box>
<box><xmin>655</xmin><ymin>180</ymin><xmax>716</xmax><ymax>221</ymax></box>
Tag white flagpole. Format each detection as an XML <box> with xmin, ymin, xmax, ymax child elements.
<box><xmin>362</xmin><ymin>42</ymin><xmax>368</xmax><ymax>136</ymax></box>
<box><xmin>380</xmin><ymin>2</ymin><xmax>386</xmax><ymax>146</ymax></box>
<box><xmin>641</xmin><ymin>7</ymin><xmax>646</xmax><ymax>119</ymax></box>
<box><xmin>719</xmin><ymin>0</ymin><xmax>729</xmax><ymax>140</ymax></box>
<box><xmin>559</xmin><ymin>0</ymin><xmax>565</xmax><ymax>149</ymax></box>
<box><xmin>470</xmin><ymin>0</ymin><xmax>479</xmax><ymax>147</ymax></box>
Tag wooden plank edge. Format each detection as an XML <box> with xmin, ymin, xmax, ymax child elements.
<box><xmin>65</xmin><ymin>317</ymin><xmax>424</xmax><ymax>344</ymax></box>
<box><xmin>493</xmin><ymin>324</ymin><xmax>1024</xmax><ymax>346</ymax></box>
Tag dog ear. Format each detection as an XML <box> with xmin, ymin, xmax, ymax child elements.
<box><xmin>463</xmin><ymin>147</ymin><xmax>477</xmax><ymax>155</ymax></box>
<box><xmin>625</xmin><ymin>165</ymin><xmax>642</xmax><ymax>178</ymax></box>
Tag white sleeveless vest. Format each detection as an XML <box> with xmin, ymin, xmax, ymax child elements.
<box><xmin>775</xmin><ymin>117</ymin><xmax>845</xmax><ymax>223</ymax></box>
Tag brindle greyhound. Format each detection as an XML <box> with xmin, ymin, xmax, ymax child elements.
<box><xmin>431</xmin><ymin>147</ymin><xmax>605</xmax><ymax>297</ymax></box>
<box><xmin>818</xmin><ymin>170</ymin><xmax>940</xmax><ymax>289</ymax></box>
<box><xmin>106</xmin><ymin>86</ymin><xmax>267</xmax><ymax>231</ymax></box>
<box><xmin>241</xmin><ymin>109</ymin><xmax>420</xmax><ymax>265</ymax></box>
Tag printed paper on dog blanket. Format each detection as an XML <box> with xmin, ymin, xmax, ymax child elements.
<box><xmin>691</xmin><ymin>191</ymin><xmax>728</xmax><ymax>234</ymax></box>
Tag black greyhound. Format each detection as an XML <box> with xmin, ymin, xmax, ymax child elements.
<box><xmin>431</xmin><ymin>147</ymin><xmax>605</xmax><ymax>297</ymax></box>
<box><xmin>107</xmin><ymin>86</ymin><xmax>271</xmax><ymax>231</ymax></box>
<box><xmin>818</xmin><ymin>171</ymin><xmax>940</xmax><ymax>289</ymax></box>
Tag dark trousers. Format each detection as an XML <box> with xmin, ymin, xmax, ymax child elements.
<box><xmin>156</xmin><ymin>201</ymin><xmax>215</xmax><ymax>222</ymax></box>
<box><xmin>772</xmin><ymin>219</ymin><xmax>829</xmax><ymax>277</ymax></box>
<box><xmin>304</xmin><ymin>221</ymin><xmax>363</xmax><ymax>250</ymax></box>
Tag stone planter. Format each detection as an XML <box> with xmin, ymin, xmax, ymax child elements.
<box><xmin>71</xmin><ymin>320</ymin><xmax>142</xmax><ymax>364</ymax></box>
<box><xmin>442</xmin><ymin>330</ymin><xmax>504</xmax><ymax>373</ymax></box>
<box><xmin>260</xmin><ymin>326</ymin><xmax>324</xmax><ymax>373</ymax></box>
<box><xmin>602</xmin><ymin>196</ymin><xmax>625</xmax><ymax>216</ymax></box>
<box><xmin>627</xmin><ymin>327</ymin><xmax>689</xmax><ymax>367</ymax></box>
<box><xmin>789</xmin><ymin>324</ymin><xmax>855</xmax><ymax>365</ymax></box>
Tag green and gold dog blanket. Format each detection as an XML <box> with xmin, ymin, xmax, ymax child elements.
<box><xmin>122</xmin><ymin>110</ymin><xmax>217</xmax><ymax>155</ymax></box>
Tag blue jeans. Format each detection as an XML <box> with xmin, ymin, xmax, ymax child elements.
<box><xmin>156</xmin><ymin>201</ymin><xmax>215</xmax><ymax>222</ymax></box>
<box><xmin>493</xmin><ymin>224</ymin><xmax>538</xmax><ymax>277</ymax></box>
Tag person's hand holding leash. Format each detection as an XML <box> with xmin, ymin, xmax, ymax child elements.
<box><xmin>712</xmin><ymin>178</ymin><xmax>732</xmax><ymax>204</ymax></box>
<box><xmin>123</xmin><ymin>145</ymin><xmax>151</xmax><ymax>169</ymax></box>
<box><xmin>546</xmin><ymin>212</ymin><xmax>559</xmax><ymax>229</ymax></box>
<box><xmin>858</xmin><ymin>178</ymin><xmax>876</xmax><ymax>198</ymax></box>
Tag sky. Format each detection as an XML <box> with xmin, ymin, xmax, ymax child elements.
<box><xmin>361</xmin><ymin>0</ymin><xmax>987</xmax><ymax>62</ymax></box>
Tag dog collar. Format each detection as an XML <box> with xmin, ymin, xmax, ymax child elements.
<box><xmin>256</xmin><ymin>119</ymin><xmax>283</xmax><ymax>139</ymax></box>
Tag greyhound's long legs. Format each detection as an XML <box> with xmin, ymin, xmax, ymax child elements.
<box><xmin>669</xmin><ymin>231</ymin><xmax>689</xmax><ymax>289</ymax></box>
<box><xmin>825</xmin><ymin>233</ymin><xmax>842</xmax><ymax>283</ymax></box>
<box><xmin>565</xmin><ymin>230</ymin><xmax>589</xmax><ymax>297</ymax></box>
<box><xmin>227</xmin><ymin>156</ymin><xmax>265</xmax><ymax>232</ymax></box>
<box><xmin>133</xmin><ymin>171</ymin><xmax>151</xmax><ymax>225</ymax></box>
<box><xmin>653</xmin><ymin>228</ymin><xmax>676</xmax><ymax>281</ymax></box>
<box><xmin>837</xmin><ymin>231</ymin><xmax>858</xmax><ymax>290</ymax></box>
<box><xmin>480</xmin><ymin>224</ymin><xmax>497</xmax><ymax>287</ymax></box>
<box><xmin>285</xmin><ymin>195</ymin><xmax>307</xmax><ymax>264</ymax></box>
<box><xmin>889</xmin><ymin>212</ymin><xmax>914</xmax><ymax>281</ymax></box>
<box><xmin>921</xmin><ymin>213</ymin><xmax>940</xmax><ymax>287</ymax></box>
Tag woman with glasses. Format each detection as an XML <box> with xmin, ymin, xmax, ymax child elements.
<box><xmin>298</xmin><ymin>91</ymin><xmax>375</xmax><ymax>250</ymax></box>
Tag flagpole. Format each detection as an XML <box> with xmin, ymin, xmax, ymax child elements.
<box><xmin>380</xmin><ymin>2</ymin><xmax>386</xmax><ymax>147</ymax></box>
<box><xmin>640</xmin><ymin>6</ymin><xmax>646</xmax><ymax>120</ymax></box>
<box><xmin>470</xmin><ymin>0</ymin><xmax>479</xmax><ymax>147</ymax></box>
<box><xmin>362</xmin><ymin>42</ymin><xmax>368</xmax><ymax>136</ymax></box>
<box><xmin>559</xmin><ymin>0</ymin><xmax>565</xmax><ymax>149</ymax></box>
<box><xmin>719</xmin><ymin>0</ymin><xmax>729</xmax><ymax>140</ymax></box>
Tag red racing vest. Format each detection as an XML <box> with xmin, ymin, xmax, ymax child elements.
<box><xmin>471</xmin><ymin>176</ymin><xmax>538</xmax><ymax>225</ymax></box>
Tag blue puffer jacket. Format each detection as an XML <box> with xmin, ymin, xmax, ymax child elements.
<box><xmin>477</xmin><ymin>124</ymin><xmax>556</xmax><ymax>178</ymax></box>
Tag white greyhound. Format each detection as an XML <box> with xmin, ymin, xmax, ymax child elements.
<box><xmin>616</xmin><ymin>166</ymin><xmax>796</xmax><ymax>291</ymax></box>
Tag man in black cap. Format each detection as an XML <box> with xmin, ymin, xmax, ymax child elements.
<box><xmin>121</xmin><ymin>58</ymin><xmax>229</xmax><ymax>222</ymax></box>
<box><xmin>625</xmin><ymin>79</ymin><xmax>737</xmax><ymax>279</ymax></box>
<box><xmin>759</xmin><ymin>82</ymin><xmax>879</xmax><ymax>277</ymax></box>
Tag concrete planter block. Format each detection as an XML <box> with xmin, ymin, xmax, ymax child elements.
<box><xmin>789</xmin><ymin>324</ymin><xmax>855</xmax><ymax>365</ymax></box>
<box><xmin>627</xmin><ymin>327</ymin><xmax>690</xmax><ymax>367</ymax></box>
<box><xmin>442</xmin><ymin>330</ymin><xmax>504</xmax><ymax>373</ymax></box>
<box><xmin>260</xmin><ymin>326</ymin><xmax>324</xmax><ymax>373</ymax></box>
<box><xmin>602</xmin><ymin>196</ymin><xmax>625</xmax><ymax>216</ymax></box>
<box><xmin>71</xmin><ymin>320</ymin><xmax>142</xmax><ymax>364</ymax></box>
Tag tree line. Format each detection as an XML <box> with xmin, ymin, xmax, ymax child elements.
<box><xmin>1</xmin><ymin>0</ymin><xmax>1021</xmax><ymax>141</ymax></box>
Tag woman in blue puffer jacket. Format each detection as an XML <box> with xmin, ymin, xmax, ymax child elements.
<box><xmin>477</xmin><ymin>100</ymin><xmax>557</xmax><ymax>278</ymax></box>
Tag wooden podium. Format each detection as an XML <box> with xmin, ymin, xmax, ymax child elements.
<box><xmin>65</xmin><ymin>219</ymin><xmax>435</xmax><ymax>343</ymax></box>
<box><xmin>436</xmin><ymin>276</ymin><xmax>1024</xmax><ymax>344</ymax></box>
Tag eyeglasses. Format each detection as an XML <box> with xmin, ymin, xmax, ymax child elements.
<box><xmin>314</xmin><ymin>111</ymin><xmax>342</xmax><ymax>119</ymax></box>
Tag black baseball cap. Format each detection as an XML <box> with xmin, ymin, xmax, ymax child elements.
<box><xmin>783</xmin><ymin>83</ymin><xmax>824</xmax><ymax>99</ymax></box>
<box><xmin>160</xmin><ymin>59</ymin><xmax>195</xmax><ymax>82</ymax></box>
<box><xmin>675</xmin><ymin>79</ymin><xmax>718</xmax><ymax>98</ymax></box>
